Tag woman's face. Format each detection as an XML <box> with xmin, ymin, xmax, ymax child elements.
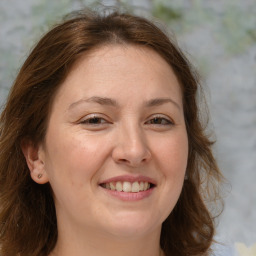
<box><xmin>36</xmin><ymin>45</ymin><xmax>188</xmax><ymax>239</ymax></box>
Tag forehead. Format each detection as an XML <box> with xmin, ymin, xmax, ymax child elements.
<box><xmin>53</xmin><ymin>44</ymin><xmax>183</xmax><ymax>108</ymax></box>
<box><xmin>72</xmin><ymin>44</ymin><xmax>173</xmax><ymax>74</ymax></box>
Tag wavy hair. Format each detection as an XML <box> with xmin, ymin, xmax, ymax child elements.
<box><xmin>0</xmin><ymin>9</ymin><xmax>223</xmax><ymax>256</ymax></box>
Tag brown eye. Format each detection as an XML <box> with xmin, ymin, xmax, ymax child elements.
<box><xmin>147</xmin><ymin>117</ymin><xmax>173</xmax><ymax>125</ymax></box>
<box><xmin>80</xmin><ymin>116</ymin><xmax>108</xmax><ymax>125</ymax></box>
<box><xmin>87</xmin><ymin>117</ymin><xmax>103</xmax><ymax>124</ymax></box>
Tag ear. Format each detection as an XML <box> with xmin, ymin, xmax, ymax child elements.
<box><xmin>21</xmin><ymin>140</ymin><xmax>49</xmax><ymax>184</ymax></box>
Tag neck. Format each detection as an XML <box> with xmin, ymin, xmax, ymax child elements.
<box><xmin>49</xmin><ymin>225</ymin><xmax>163</xmax><ymax>256</ymax></box>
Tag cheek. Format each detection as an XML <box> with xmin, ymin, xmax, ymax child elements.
<box><xmin>154</xmin><ymin>131</ymin><xmax>188</xmax><ymax>177</ymax></box>
<box><xmin>44</xmin><ymin>134</ymin><xmax>111</xmax><ymax>209</ymax></box>
<box><xmin>44</xmin><ymin>132</ymin><xmax>110</xmax><ymax>184</ymax></box>
<box><xmin>149</xmin><ymin>132</ymin><xmax>188</xmax><ymax>221</ymax></box>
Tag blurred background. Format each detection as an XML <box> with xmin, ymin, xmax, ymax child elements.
<box><xmin>0</xmin><ymin>0</ymin><xmax>255</xmax><ymax>253</ymax></box>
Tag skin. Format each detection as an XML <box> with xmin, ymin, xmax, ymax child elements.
<box><xmin>23</xmin><ymin>45</ymin><xmax>188</xmax><ymax>256</ymax></box>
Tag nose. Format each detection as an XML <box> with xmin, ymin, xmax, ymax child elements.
<box><xmin>112</xmin><ymin>123</ymin><xmax>151</xmax><ymax>167</ymax></box>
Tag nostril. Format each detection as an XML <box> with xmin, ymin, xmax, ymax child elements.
<box><xmin>119</xmin><ymin>158</ymin><xmax>129</xmax><ymax>163</ymax></box>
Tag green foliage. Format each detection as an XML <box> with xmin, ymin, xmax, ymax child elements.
<box><xmin>1</xmin><ymin>0</ymin><xmax>256</xmax><ymax>97</ymax></box>
<box><xmin>30</xmin><ymin>0</ymin><xmax>72</xmax><ymax>33</ymax></box>
<box><xmin>152</xmin><ymin>3</ymin><xmax>182</xmax><ymax>24</ymax></box>
<box><xmin>217</xmin><ymin>4</ymin><xmax>256</xmax><ymax>54</ymax></box>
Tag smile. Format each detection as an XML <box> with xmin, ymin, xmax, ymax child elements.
<box><xmin>100</xmin><ymin>181</ymin><xmax>153</xmax><ymax>193</ymax></box>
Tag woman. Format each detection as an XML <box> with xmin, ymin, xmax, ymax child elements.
<box><xmin>0</xmin><ymin>9</ymin><xmax>223</xmax><ymax>256</ymax></box>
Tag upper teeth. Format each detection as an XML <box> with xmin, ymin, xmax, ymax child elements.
<box><xmin>101</xmin><ymin>181</ymin><xmax>150</xmax><ymax>192</ymax></box>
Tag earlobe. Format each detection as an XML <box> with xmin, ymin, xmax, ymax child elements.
<box><xmin>21</xmin><ymin>140</ymin><xmax>49</xmax><ymax>184</ymax></box>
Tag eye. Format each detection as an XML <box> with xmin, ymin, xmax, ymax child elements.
<box><xmin>80</xmin><ymin>115</ymin><xmax>109</xmax><ymax>126</ymax></box>
<box><xmin>145</xmin><ymin>115</ymin><xmax>174</xmax><ymax>126</ymax></box>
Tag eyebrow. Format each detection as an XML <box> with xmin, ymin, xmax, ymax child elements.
<box><xmin>68</xmin><ymin>96</ymin><xmax>180</xmax><ymax>110</ymax></box>
<box><xmin>145</xmin><ymin>98</ymin><xmax>181</xmax><ymax>110</ymax></box>
<box><xmin>68</xmin><ymin>96</ymin><xmax>118</xmax><ymax>110</ymax></box>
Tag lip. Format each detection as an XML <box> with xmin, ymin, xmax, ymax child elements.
<box><xmin>98</xmin><ymin>175</ymin><xmax>156</xmax><ymax>201</ymax></box>
<box><xmin>100</xmin><ymin>187</ymin><xmax>154</xmax><ymax>201</ymax></box>
<box><xmin>99</xmin><ymin>175</ymin><xmax>157</xmax><ymax>185</ymax></box>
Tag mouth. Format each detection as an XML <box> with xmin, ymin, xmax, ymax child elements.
<box><xmin>100</xmin><ymin>181</ymin><xmax>155</xmax><ymax>193</ymax></box>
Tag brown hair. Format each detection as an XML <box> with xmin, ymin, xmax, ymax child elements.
<box><xmin>0</xmin><ymin>9</ymin><xmax>223</xmax><ymax>256</ymax></box>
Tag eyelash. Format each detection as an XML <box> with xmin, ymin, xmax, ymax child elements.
<box><xmin>79</xmin><ymin>114</ymin><xmax>174</xmax><ymax>127</ymax></box>
<box><xmin>80</xmin><ymin>115</ymin><xmax>108</xmax><ymax>125</ymax></box>
<box><xmin>145</xmin><ymin>115</ymin><xmax>174</xmax><ymax>126</ymax></box>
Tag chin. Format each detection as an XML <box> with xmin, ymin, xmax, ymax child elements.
<box><xmin>102</xmin><ymin>212</ymin><xmax>161</xmax><ymax>239</ymax></box>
